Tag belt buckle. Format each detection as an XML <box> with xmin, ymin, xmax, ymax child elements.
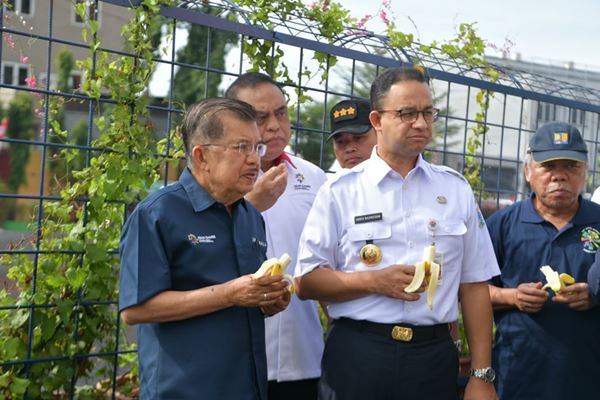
<box><xmin>391</xmin><ymin>325</ymin><xmax>413</xmax><ymax>342</ymax></box>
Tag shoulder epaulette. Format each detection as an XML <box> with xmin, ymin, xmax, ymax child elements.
<box><xmin>431</xmin><ymin>164</ymin><xmax>468</xmax><ymax>183</ymax></box>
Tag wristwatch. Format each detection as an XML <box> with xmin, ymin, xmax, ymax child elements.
<box><xmin>469</xmin><ymin>367</ymin><xmax>496</xmax><ymax>383</ymax></box>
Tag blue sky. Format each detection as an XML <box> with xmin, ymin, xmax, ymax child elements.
<box><xmin>343</xmin><ymin>0</ymin><xmax>600</xmax><ymax>68</ymax></box>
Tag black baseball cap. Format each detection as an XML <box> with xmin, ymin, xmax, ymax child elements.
<box><xmin>327</xmin><ymin>99</ymin><xmax>372</xmax><ymax>141</ymax></box>
<box><xmin>527</xmin><ymin>121</ymin><xmax>588</xmax><ymax>163</ymax></box>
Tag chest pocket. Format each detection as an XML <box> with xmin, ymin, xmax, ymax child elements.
<box><xmin>347</xmin><ymin>223</ymin><xmax>392</xmax><ymax>242</ymax></box>
<box><xmin>433</xmin><ymin>219</ymin><xmax>467</xmax><ymax>236</ymax></box>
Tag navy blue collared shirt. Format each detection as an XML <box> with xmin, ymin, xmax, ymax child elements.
<box><xmin>588</xmin><ymin>251</ymin><xmax>600</xmax><ymax>303</ymax></box>
<box><xmin>487</xmin><ymin>194</ymin><xmax>600</xmax><ymax>400</ymax></box>
<box><xmin>119</xmin><ymin>168</ymin><xmax>268</xmax><ymax>400</ymax></box>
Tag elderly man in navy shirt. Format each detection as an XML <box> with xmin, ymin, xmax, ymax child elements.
<box><xmin>118</xmin><ymin>98</ymin><xmax>291</xmax><ymax>399</ymax></box>
<box><xmin>487</xmin><ymin>121</ymin><xmax>600</xmax><ymax>400</ymax></box>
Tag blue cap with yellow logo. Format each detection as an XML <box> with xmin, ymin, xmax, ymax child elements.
<box><xmin>527</xmin><ymin>121</ymin><xmax>588</xmax><ymax>163</ymax></box>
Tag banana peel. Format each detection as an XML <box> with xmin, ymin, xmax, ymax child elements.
<box><xmin>253</xmin><ymin>253</ymin><xmax>295</xmax><ymax>293</ymax></box>
<box><xmin>540</xmin><ymin>265</ymin><xmax>575</xmax><ymax>294</ymax></box>
<box><xmin>404</xmin><ymin>245</ymin><xmax>440</xmax><ymax>310</ymax></box>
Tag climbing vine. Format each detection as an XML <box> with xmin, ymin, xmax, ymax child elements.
<box><xmin>0</xmin><ymin>0</ymin><xmax>175</xmax><ymax>398</ymax></box>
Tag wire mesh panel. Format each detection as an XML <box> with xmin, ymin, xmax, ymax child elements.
<box><xmin>0</xmin><ymin>0</ymin><xmax>599</xmax><ymax>398</ymax></box>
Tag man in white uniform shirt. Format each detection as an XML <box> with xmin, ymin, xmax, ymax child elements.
<box><xmin>296</xmin><ymin>67</ymin><xmax>500</xmax><ymax>400</ymax></box>
<box><xmin>226</xmin><ymin>72</ymin><xmax>326</xmax><ymax>400</ymax></box>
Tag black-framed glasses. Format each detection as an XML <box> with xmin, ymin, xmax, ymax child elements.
<box><xmin>377</xmin><ymin>108</ymin><xmax>440</xmax><ymax>124</ymax></box>
<box><xmin>200</xmin><ymin>141</ymin><xmax>267</xmax><ymax>157</ymax></box>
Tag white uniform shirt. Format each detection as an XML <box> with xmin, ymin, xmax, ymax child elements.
<box><xmin>262</xmin><ymin>152</ymin><xmax>326</xmax><ymax>382</ymax></box>
<box><xmin>296</xmin><ymin>149</ymin><xmax>500</xmax><ymax>325</ymax></box>
<box><xmin>592</xmin><ymin>187</ymin><xmax>600</xmax><ymax>204</ymax></box>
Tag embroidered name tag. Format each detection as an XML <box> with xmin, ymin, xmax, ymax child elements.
<box><xmin>252</xmin><ymin>237</ymin><xmax>268</xmax><ymax>248</ymax></box>
<box><xmin>354</xmin><ymin>213</ymin><xmax>383</xmax><ymax>224</ymax></box>
<box><xmin>188</xmin><ymin>234</ymin><xmax>216</xmax><ymax>245</ymax></box>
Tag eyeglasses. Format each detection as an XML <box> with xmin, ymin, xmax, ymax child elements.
<box><xmin>200</xmin><ymin>141</ymin><xmax>267</xmax><ymax>157</ymax></box>
<box><xmin>377</xmin><ymin>108</ymin><xmax>440</xmax><ymax>124</ymax></box>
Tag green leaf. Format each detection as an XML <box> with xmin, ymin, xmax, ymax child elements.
<box><xmin>66</xmin><ymin>267</ymin><xmax>88</xmax><ymax>289</ymax></box>
<box><xmin>9</xmin><ymin>376</ymin><xmax>30</xmax><ymax>395</ymax></box>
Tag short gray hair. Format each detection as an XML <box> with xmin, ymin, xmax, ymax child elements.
<box><xmin>180</xmin><ymin>97</ymin><xmax>256</xmax><ymax>167</ymax></box>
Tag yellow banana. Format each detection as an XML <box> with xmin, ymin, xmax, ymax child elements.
<box><xmin>540</xmin><ymin>265</ymin><xmax>575</xmax><ymax>294</ymax></box>
<box><xmin>404</xmin><ymin>245</ymin><xmax>441</xmax><ymax>310</ymax></box>
<box><xmin>253</xmin><ymin>253</ymin><xmax>295</xmax><ymax>293</ymax></box>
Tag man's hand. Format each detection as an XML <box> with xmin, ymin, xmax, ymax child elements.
<box><xmin>245</xmin><ymin>164</ymin><xmax>287</xmax><ymax>212</ymax></box>
<box><xmin>513</xmin><ymin>282</ymin><xmax>548</xmax><ymax>313</ymax></box>
<box><xmin>371</xmin><ymin>264</ymin><xmax>425</xmax><ymax>301</ymax></box>
<box><xmin>261</xmin><ymin>290</ymin><xmax>292</xmax><ymax>317</ymax></box>
<box><xmin>224</xmin><ymin>273</ymin><xmax>289</xmax><ymax>308</ymax></box>
<box><xmin>553</xmin><ymin>282</ymin><xmax>594</xmax><ymax>311</ymax></box>
<box><xmin>464</xmin><ymin>377</ymin><xmax>498</xmax><ymax>400</ymax></box>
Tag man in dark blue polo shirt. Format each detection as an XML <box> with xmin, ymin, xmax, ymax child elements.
<box><xmin>487</xmin><ymin>121</ymin><xmax>600</xmax><ymax>400</ymax></box>
<box><xmin>588</xmin><ymin>252</ymin><xmax>600</xmax><ymax>303</ymax></box>
<box><xmin>118</xmin><ymin>98</ymin><xmax>291</xmax><ymax>399</ymax></box>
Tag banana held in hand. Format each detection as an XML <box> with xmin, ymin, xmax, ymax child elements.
<box><xmin>404</xmin><ymin>245</ymin><xmax>441</xmax><ymax>310</ymax></box>
<box><xmin>540</xmin><ymin>265</ymin><xmax>575</xmax><ymax>294</ymax></box>
<box><xmin>253</xmin><ymin>253</ymin><xmax>295</xmax><ymax>293</ymax></box>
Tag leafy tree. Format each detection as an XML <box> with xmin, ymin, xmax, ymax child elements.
<box><xmin>290</xmin><ymin>99</ymin><xmax>339</xmax><ymax>170</ymax></box>
<box><xmin>6</xmin><ymin>92</ymin><xmax>35</xmax><ymax>193</ymax></box>
<box><xmin>56</xmin><ymin>49</ymin><xmax>75</xmax><ymax>93</ymax></box>
<box><xmin>172</xmin><ymin>15</ymin><xmax>237</xmax><ymax>107</ymax></box>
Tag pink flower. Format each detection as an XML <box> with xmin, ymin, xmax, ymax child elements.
<box><xmin>308</xmin><ymin>2</ymin><xmax>316</xmax><ymax>9</ymax></box>
<box><xmin>357</xmin><ymin>14</ymin><xmax>372</xmax><ymax>29</ymax></box>
<box><xmin>24</xmin><ymin>76</ymin><xmax>37</xmax><ymax>88</ymax></box>
<box><xmin>346</xmin><ymin>30</ymin><xmax>369</xmax><ymax>37</ymax></box>
<box><xmin>19</xmin><ymin>53</ymin><xmax>28</xmax><ymax>64</ymax></box>
<box><xmin>382</xmin><ymin>0</ymin><xmax>391</xmax><ymax>7</ymax></box>
<box><xmin>3</xmin><ymin>33</ymin><xmax>15</xmax><ymax>49</ymax></box>
<box><xmin>379</xmin><ymin>9</ymin><xmax>389</xmax><ymax>25</ymax></box>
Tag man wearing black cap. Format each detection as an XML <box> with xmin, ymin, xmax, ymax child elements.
<box><xmin>328</xmin><ymin>99</ymin><xmax>377</xmax><ymax>169</ymax></box>
<box><xmin>487</xmin><ymin>121</ymin><xmax>600</xmax><ymax>400</ymax></box>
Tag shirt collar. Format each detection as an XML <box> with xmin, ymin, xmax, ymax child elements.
<box><xmin>521</xmin><ymin>193</ymin><xmax>600</xmax><ymax>224</ymax></box>
<box><xmin>365</xmin><ymin>147</ymin><xmax>432</xmax><ymax>185</ymax></box>
<box><xmin>274</xmin><ymin>152</ymin><xmax>297</xmax><ymax>169</ymax></box>
<box><xmin>572</xmin><ymin>197</ymin><xmax>600</xmax><ymax>224</ymax></box>
<box><xmin>521</xmin><ymin>193</ymin><xmax>545</xmax><ymax>223</ymax></box>
<box><xmin>180</xmin><ymin>168</ymin><xmax>248</xmax><ymax>213</ymax></box>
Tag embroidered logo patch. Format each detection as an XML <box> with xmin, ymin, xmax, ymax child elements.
<box><xmin>476</xmin><ymin>206</ymin><xmax>486</xmax><ymax>228</ymax></box>
<box><xmin>188</xmin><ymin>234</ymin><xmax>216</xmax><ymax>245</ymax></box>
<box><xmin>293</xmin><ymin>171</ymin><xmax>311</xmax><ymax>191</ymax></box>
<box><xmin>580</xmin><ymin>227</ymin><xmax>600</xmax><ymax>253</ymax></box>
<box><xmin>332</xmin><ymin>106</ymin><xmax>356</xmax><ymax>121</ymax></box>
<box><xmin>553</xmin><ymin>132</ymin><xmax>569</xmax><ymax>145</ymax></box>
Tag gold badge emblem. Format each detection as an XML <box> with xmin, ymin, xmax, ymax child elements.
<box><xmin>359</xmin><ymin>243</ymin><xmax>382</xmax><ymax>267</ymax></box>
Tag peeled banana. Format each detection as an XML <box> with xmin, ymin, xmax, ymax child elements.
<box><xmin>253</xmin><ymin>253</ymin><xmax>295</xmax><ymax>293</ymax></box>
<box><xmin>404</xmin><ymin>244</ymin><xmax>441</xmax><ymax>310</ymax></box>
<box><xmin>540</xmin><ymin>265</ymin><xmax>575</xmax><ymax>294</ymax></box>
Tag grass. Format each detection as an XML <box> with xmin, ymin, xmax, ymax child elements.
<box><xmin>2</xmin><ymin>220</ymin><xmax>31</xmax><ymax>231</ymax></box>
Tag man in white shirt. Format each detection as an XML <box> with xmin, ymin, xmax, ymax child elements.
<box><xmin>591</xmin><ymin>186</ymin><xmax>600</xmax><ymax>204</ymax></box>
<box><xmin>226</xmin><ymin>73</ymin><xmax>326</xmax><ymax>400</ymax></box>
<box><xmin>328</xmin><ymin>99</ymin><xmax>377</xmax><ymax>170</ymax></box>
<box><xmin>296</xmin><ymin>67</ymin><xmax>499</xmax><ymax>400</ymax></box>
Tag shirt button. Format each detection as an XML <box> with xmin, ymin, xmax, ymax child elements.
<box><xmin>367</xmin><ymin>233</ymin><xmax>373</xmax><ymax>238</ymax></box>
<box><xmin>408</xmin><ymin>241</ymin><xmax>414</xmax><ymax>248</ymax></box>
<box><xmin>404</xmin><ymin>211</ymin><xmax>410</xmax><ymax>218</ymax></box>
